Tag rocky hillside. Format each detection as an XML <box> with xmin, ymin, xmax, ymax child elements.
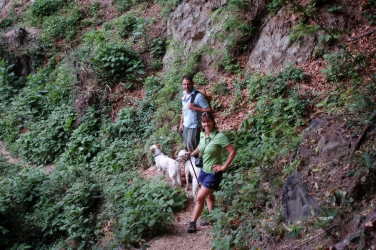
<box><xmin>0</xmin><ymin>0</ymin><xmax>376</xmax><ymax>249</ymax></box>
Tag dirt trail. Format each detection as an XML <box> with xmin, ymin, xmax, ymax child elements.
<box><xmin>0</xmin><ymin>141</ymin><xmax>21</xmax><ymax>164</ymax></box>
<box><xmin>142</xmin><ymin>166</ymin><xmax>213</xmax><ymax>250</ymax></box>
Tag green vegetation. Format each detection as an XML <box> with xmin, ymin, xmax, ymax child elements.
<box><xmin>29</xmin><ymin>0</ymin><xmax>65</xmax><ymax>18</ymax></box>
<box><xmin>92</xmin><ymin>43</ymin><xmax>145</xmax><ymax>83</ymax></box>
<box><xmin>0</xmin><ymin>0</ymin><xmax>375</xmax><ymax>249</ymax></box>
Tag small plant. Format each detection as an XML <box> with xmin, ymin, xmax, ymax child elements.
<box><xmin>119</xmin><ymin>12</ymin><xmax>137</xmax><ymax>38</ymax></box>
<box><xmin>322</xmin><ymin>51</ymin><xmax>362</xmax><ymax>82</ymax></box>
<box><xmin>114</xmin><ymin>178</ymin><xmax>186</xmax><ymax>246</ymax></box>
<box><xmin>154</xmin><ymin>0</ymin><xmax>183</xmax><ymax>18</ymax></box>
<box><xmin>92</xmin><ymin>43</ymin><xmax>145</xmax><ymax>83</ymax></box>
<box><xmin>288</xmin><ymin>22</ymin><xmax>320</xmax><ymax>44</ymax></box>
<box><xmin>150</xmin><ymin>38</ymin><xmax>166</xmax><ymax>59</ymax></box>
<box><xmin>194</xmin><ymin>72</ymin><xmax>207</xmax><ymax>85</ymax></box>
<box><xmin>144</xmin><ymin>75</ymin><xmax>163</xmax><ymax>93</ymax></box>
<box><xmin>132</xmin><ymin>17</ymin><xmax>153</xmax><ymax>47</ymax></box>
<box><xmin>327</xmin><ymin>5</ymin><xmax>343</xmax><ymax>13</ymax></box>
<box><xmin>29</xmin><ymin>0</ymin><xmax>65</xmax><ymax>18</ymax></box>
<box><xmin>212</xmin><ymin>81</ymin><xmax>229</xmax><ymax>96</ymax></box>
<box><xmin>41</xmin><ymin>8</ymin><xmax>82</xmax><ymax>40</ymax></box>
<box><xmin>11</xmin><ymin>105</ymin><xmax>76</xmax><ymax>164</ymax></box>
<box><xmin>267</xmin><ymin>0</ymin><xmax>286</xmax><ymax>14</ymax></box>
<box><xmin>363</xmin><ymin>0</ymin><xmax>376</xmax><ymax>25</ymax></box>
<box><xmin>220</xmin><ymin>53</ymin><xmax>241</xmax><ymax>74</ymax></box>
<box><xmin>114</xmin><ymin>0</ymin><xmax>148</xmax><ymax>13</ymax></box>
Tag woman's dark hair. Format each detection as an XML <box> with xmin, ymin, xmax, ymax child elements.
<box><xmin>182</xmin><ymin>75</ymin><xmax>193</xmax><ymax>83</ymax></box>
<box><xmin>201</xmin><ymin>112</ymin><xmax>217</xmax><ymax>131</ymax></box>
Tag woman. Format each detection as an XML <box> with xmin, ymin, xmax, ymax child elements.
<box><xmin>186</xmin><ymin>112</ymin><xmax>236</xmax><ymax>233</ymax></box>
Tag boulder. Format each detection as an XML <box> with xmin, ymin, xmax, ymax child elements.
<box><xmin>247</xmin><ymin>10</ymin><xmax>317</xmax><ymax>74</ymax></box>
<box><xmin>282</xmin><ymin>172</ymin><xmax>321</xmax><ymax>223</ymax></box>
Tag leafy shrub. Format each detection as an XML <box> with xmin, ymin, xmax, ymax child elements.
<box><xmin>114</xmin><ymin>0</ymin><xmax>148</xmax><ymax>12</ymax></box>
<box><xmin>0</xmin><ymin>60</ymin><xmax>17</xmax><ymax>110</ymax></box>
<box><xmin>322</xmin><ymin>51</ymin><xmax>364</xmax><ymax>82</ymax></box>
<box><xmin>42</xmin><ymin>8</ymin><xmax>82</xmax><ymax>40</ymax></box>
<box><xmin>29</xmin><ymin>0</ymin><xmax>65</xmax><ymax>18</ymax></box>
<box><xmin>288</xmin><ymin>22</ymin><xmax>320</xmax><ymax>43</ymax></box>
<box><xmin>212</xmin><ymin>81</ymin><xmax>229</xmax><ymax>95</ymax></box>
<box><xmin>144</xmin><ymin>76</ymin><xmax>163</xmax><ymax>94</ymax></box>
<box><xmin>211</xmin><ymin>169</ymin><xmax>262</xmax><ymax>249</ymax></box>
<box><xmin>154</xmin><ymin>0</ymin><xmax>182</xmax><ymax>18</ymax></box>
<box><xmin>92</xmin><ymin>43</ymin><xmax>145</xmax><ymax>83</ymax></box>
<box><xmin>363</xmin><ymin>0</ymin><xmax>376</xmax><ymax>24</ymax></box>
<box><xmin>90</xmin><ymin>139</ymin><xmax>145</xmax><ymax>176</ymax></box>
<box><xmin>193</xmin><ymin>72</ymin><xmax>207</xmax><ymax>85</ymax></box>
<box><xmin>209</xmin><ymin>66</ymin><xmax>308</xmax><ymax>248</ymax></box>
<box><xmin>150</xmin><ymin>38</ymin><xmax>166</xmax><ymax>59</ymax></box>
<box><xmin>59</xmin><ymin>108</ymin><xmax>102</xmax><ymax>165</ymax></box>
<box><xmin>119</xmin><ymin>12</ymin><xmax>137</xmax><ymax>38</ymax></box>
<box><xmin>113</xmin><ymin>177</ymin><xmax>186</xmax><ymax>246</ymax></box>
<box><xmin>28</xmin><ymin>180</ymin><xmax>102</xmax><ymax>246</ymax></box>
<box><xmin>2</xmin><ymin>63</ymin><xmax>75</xmax><ymax>144</ymax></box>
<box><xmin>106</xmin><ymin>98</ymin><xmax>156</xmax><ymax>141</ymax></box>
<box><xmin>219</xmin><ymin>53</ymin><xmax>241</xmax><ymax>73</ymax></box>
<box><xmin>247</xmin><ymin>63</ymin><xmax>306</xmax><ymax>100</ymax></box>
<box><xmin>228</xmin><ymin>0</ymin><xmax>249</xmax><ymax>9</ymax></box>
<box><xmin>0</xmin><ymin>166</ymin><xmax>47</xmax><ymax>248</ymax></box>
<box><xmin>11</xmin><ymin>105</ymin><xmax>76</xmax><ymax>164</ymax></box>
<box><xmin>0</xmin><ymin>8</ymin><xmax>18</xmax><ymax>27</ymax></box>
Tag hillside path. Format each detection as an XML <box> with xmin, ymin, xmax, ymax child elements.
<box><xmin>142</xmin><ymin>166</ymin><xmax>213</xmax><ymax>250</ymax></box>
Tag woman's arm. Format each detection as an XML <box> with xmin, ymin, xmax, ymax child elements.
<box><xmin>213</xmin><ymin>144</ymin><xmax>236</xmax><ymax>173</ymax></box>
<box><xmin>186</xmin><ymin>147</ymin><xmax>200</xmax><ymax>157</ymax></box>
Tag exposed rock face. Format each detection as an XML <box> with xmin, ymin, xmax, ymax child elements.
<box><xmin>297</xmin><ymin>118</ymin><xmax>351</xmax><ymax>167</ymax></box>
<box><xmin>2</xmin><ymin>27</ymin><xmax>41</xmax><ymax>76</ymax></box>
<box><xmin>247</xmin><ymin>11</ymin><xmax>317</xmax><ymax>74</ymax></box>
<box><xmin>163</xmin><ymin>0</ymin><xmax>229</xmax><ymax>74</ymax></box>
<box><xmin>282</xmin><ymin>172</ymin><xmax>321</xmax><ymax>223</ymax></box>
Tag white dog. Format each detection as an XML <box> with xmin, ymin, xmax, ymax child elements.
<box><xmin>150</xmin><ymin>144</ymin><xmax>182</xmax><ymax>187</ymax></box>
<box><xmin>176</xmin><ymin>149</ymin><xmax>201</xmax><ymax>201</ymax></box>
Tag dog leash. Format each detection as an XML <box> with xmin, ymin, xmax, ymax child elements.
<box><xmin>185</xmin><ymin>148</ymin><xmax>208</xmax><ymax>208</ymax></box>
<box><xmin>186</xmin><ymin>150</ymin><xmax>201</xmax><ymax>189</ymax></box>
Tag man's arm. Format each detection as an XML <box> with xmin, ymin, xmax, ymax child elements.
<box><xmin>187</xmin><ymin>92</ymin><xmax>211</xmax><ymax>112</ymax></box>
<box><xmin>179</xmin><ymin>109</ymin><xmax>184</xmax><ymax>131</ymax></box>
<box><xmin>187</xmin><ymin>103</ymin><xmax>211</xmax><ymax>113</ymax></box>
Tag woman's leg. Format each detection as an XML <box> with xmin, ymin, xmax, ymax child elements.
<box><xmin>206</xmin><ymin>192</ymin><xmax>215</xmax><ymax>212</ymax></box>
<box><xmin>192</xmin><ymin>186</ymin><xmax>213</xmax><ymax>221</ymax></box>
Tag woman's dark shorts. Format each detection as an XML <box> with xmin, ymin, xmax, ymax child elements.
<box><xmin>198</xmin><ymin>171</ymin><xmax>223</xmax><ymax>190</ymax></box>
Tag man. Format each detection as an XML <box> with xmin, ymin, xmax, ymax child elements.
<box><xmin>179</xmin><ymin>75</ymin><xmax>211</xmax><ymax>152</ymax></box>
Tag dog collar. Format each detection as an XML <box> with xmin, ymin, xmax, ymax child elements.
<box><xmin>154</xmin><ymin>153</ymin><xmax>161</xmax><ymax>158</ymax></box>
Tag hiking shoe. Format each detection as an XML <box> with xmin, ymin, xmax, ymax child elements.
<box><xmin>187</xmin><ymin>221</ymin><xmax>197</xmax><ymax>233</ymax></box>
<box><xmin>200</xmin><ymin>219</ymin><xmax>210</xmax><ymax>226</ymax></box>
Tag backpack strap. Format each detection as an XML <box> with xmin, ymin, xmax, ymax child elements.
<box><xmin>189</xmin><ymin>90</ymin><xmax>200</xmax><ymax>128</ymax></box>
<box><xmin>190</xmin><ymin>90</ymin><xmax>198</xmax><ymax>104</ymax></box>
<box><xmin>191</xmin><ymin>89</ymin><xmax>211</xmax><ymax>108</ymax></box>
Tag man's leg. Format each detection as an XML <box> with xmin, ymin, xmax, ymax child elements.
<box><xmin>183</xmin><ymin>127</ymin><xmax>200</xmax><ymax>152</ymax></box>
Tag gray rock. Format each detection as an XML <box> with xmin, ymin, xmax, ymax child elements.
<box><xmin>282</xmin><ymin>173</ymin><xmax>320</xmax><ymax>223</ymax></box>
<box><xmin>247</xmin><ymin>10</ymin><xmax>317</xmax><ymax>74</ymax></box>
<box><xmin>309</xmin><ymin>118</ymin><xmax>327</xmax><ymax>131</ymax></box>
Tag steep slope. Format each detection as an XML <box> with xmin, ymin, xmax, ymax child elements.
<box><xmin>0</xmin><ymin>0</ymin><xmax>375</xmax><ymax>249</ymax></box>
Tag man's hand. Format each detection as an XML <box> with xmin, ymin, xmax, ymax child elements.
<box><xmin>179</xmin><ymin>123</ymin><xmax>184</xmax><ymax>131</ymax></box>
<box><xmin>187</xmin><ymin>103</ymin><xmax>195</xmax><ymax>110</ymax></box>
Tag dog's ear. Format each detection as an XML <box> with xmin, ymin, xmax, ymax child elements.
<box><xmin>156</xmin><ymin>143</ymin><xmax>161</xmax><ymax>149</ymax></box>
<box><xmin>150</xmin><ymin>147</ymin><xmax>154</xmax><ymax>153</ymax></box>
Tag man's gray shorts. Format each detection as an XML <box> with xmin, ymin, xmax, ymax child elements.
<box><xmin>183</xmin><ymin>127</ymin><xmax>200</xmax><ymax>152</ymax></box>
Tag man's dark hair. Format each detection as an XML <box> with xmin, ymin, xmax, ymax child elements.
<box><xmin>182</xmin><ymin>75</ymin><xmax>193</xmax><ymax>83</ymax></box>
